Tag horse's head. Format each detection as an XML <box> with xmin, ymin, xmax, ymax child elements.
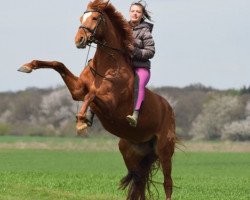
<box><xmin>75</xmin><ymin>0</ymin><xmax>109</xmax><ymax>48</ymax></box>
<box><xmin>75</xmin><ymin>0</ymin><xmax>133</xmax><ymax>55</ymax></box>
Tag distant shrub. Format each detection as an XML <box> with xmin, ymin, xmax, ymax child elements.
<box><xmin>59</xmin><ymin>121</ymin><xmax>76</xmax><ymax>136</ymax></box>
<box><xmin>8</xmin><ymin>122</ymin><xmax>56</xmax><ymax>136</ymax></box>
<box><xmin>190</xmin><ymin>95</ymin><xmax>244</xmax><ymax>140</ymax></box>
<box><xmin>0</xmin><ymin>123</ymin><xmax>10</xmax><ymax>135</ymax></box>
<box><xmin>240</xmin><ymin>85</ymin><xmax>250</xmax><ymax>94</ymax></box>
<box><xmin>25</xmin><ymin>125</ymin><xmax>56</xmax><ymax>136</ymax></box>
<box><xmin>176</xmin><ymin>127</ymin><xmax>190</xmax><ymax>140</ymax></box>
<box><xmin>222</xmin><ymin>118</ymin><xmax>250</xmax><ymax>141</ymax></box>
<box><xmin>221</xmin><ymin>101</ymin><xmax>250</xmax><ymax>141</ymax></box>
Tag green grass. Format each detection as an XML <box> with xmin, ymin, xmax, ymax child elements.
<box><xmin>173</xmin><ymin>153</ymin><xmax>250</xmax><ymax>199</ymax></box>
<box><xmin>0</xmin><ymin>150</ymin><xmax>125</xmax><ymax>200</ymax></box>
<box><xmin>0</xmin><ymin>135</ymin><xmax>117</xmax><ymax>144</ymax></box>
<box><xmin>0</xmin><ymin>136</ymin><xmax>250</xmax><ymax>199</ymax></box>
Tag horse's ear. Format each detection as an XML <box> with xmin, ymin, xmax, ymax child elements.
<box><xmin>90</xmin><ymin>0</ymin><xmax>110</xmax><ymax>4</ymax></box>
<box><xmin>89</xmin><ymin>0</ymin><xmax>110</xmax><ymax>8</ymax></box>
<box><xmin>102</xmin><ymin>0</ymin><xmax>110</xmax><ymax>5</ymax></box>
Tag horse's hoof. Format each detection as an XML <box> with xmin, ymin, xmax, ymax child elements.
<box><xmin>76</xmin><ymin>123</ymin><xmax>88</xmax><ymax>135</ymax></box>
<box><xmin>18</xmin><ymin>65</ymin><xmax>33</xmax><ymax>73</ymax></box>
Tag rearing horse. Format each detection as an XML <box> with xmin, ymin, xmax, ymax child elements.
<box><xmin>18</xmin><ymin>1</ymin><xmax>176</xmax><ymax>199</ymax></box>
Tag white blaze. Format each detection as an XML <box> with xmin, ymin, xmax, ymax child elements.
<box><xmin>82</xmin><ymin>12</ymin><xmax>92</xmax><ymax>23</ymax></box>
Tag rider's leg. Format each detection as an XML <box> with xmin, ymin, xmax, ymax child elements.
<box><xmin>126</xmin><ymin>67</ymin><xmax>150</xmax><ymax>127</ymax></box>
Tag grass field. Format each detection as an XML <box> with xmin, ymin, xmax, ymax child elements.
<box><xmin>0</xmin><ymin>136</ymin><xmax>249</xmax><ymax>200</ymax></box>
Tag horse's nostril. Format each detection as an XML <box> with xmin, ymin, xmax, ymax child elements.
<box><xmin>79</xmin><ymin>37</ymin><xmax>86</xmax><ymax>45</ymax></box>
<box><xmin>75</xmin><ymin>37</ymin><xmax>86</xmax><ymax>48</ymax></box>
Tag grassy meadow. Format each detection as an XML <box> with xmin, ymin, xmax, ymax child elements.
<box><xmin>0</xmin><ymin>136</ymin><xmax>249</xmax><ymax>200</ymax></box>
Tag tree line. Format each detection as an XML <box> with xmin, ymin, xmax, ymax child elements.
<box><xmin>0</xmin><ymin>84</ymin><xmax>249</xmax><ymax>141</ymax></box>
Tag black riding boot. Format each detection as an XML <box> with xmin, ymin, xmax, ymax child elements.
<box><xmin>85</xmin><ymin>107</ymin><xmax>95</xmax><ymax>127</ymax></box>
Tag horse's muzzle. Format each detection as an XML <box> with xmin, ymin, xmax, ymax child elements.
<box><xmin>75</xmin><ymin>37</ymin><xmax>87</xmax><ymax>49</ymax></box>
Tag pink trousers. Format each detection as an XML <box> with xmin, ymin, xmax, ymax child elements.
<box><xmin>134</xmin><ymin>67</ymin><xmax>151</xmax><ymax>110</ymax></box>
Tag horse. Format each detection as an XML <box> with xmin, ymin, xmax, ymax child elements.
<box><xmin>18</xmin><ymin>0</ymin><xmax>177</xmax><ymax>199</ymax></box>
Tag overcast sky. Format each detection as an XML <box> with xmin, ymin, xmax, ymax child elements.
<box><xmin>0</xmin><ymin>0</ymin><xmax>249</xmax><ymax>92</ymax></box>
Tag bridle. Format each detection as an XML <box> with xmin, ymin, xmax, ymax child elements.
<box><xmin>79</xmin><ymin>10</ymin><xmax>105</xmax><ymax>45</ymax></box>
<box><xmin>79</xmin><ymin>9</ymin><xmax>126</xmax><ymax>53</ymax></box>
<box><xmin>78</xmin><ymin>9</ymin><xmax>127</xmax><ymax>80</ymax></box>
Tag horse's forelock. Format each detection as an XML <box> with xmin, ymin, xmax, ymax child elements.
<box><xmin>88</xmin><ymin>0</ymin><xmax>133</xmax><ymax>54</ymax></box>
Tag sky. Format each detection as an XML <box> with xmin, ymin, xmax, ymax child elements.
<box><xmin>0</xmin><ymin>0</ymin><xmax>249</xmax><ymax>92</ymax></box>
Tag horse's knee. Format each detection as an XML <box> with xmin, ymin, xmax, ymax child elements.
<box><xmin>70</xmin><ymin>88</ymin><xmax>85</xmax><ymax>101</ymax></box>
<box><xmin>71</xmin><ymin>93</ymin><xmax>81</xmax><ymax>101</ymax></box>
<box><xmin>52</xmin><ymin>61</ymin><xmax>64</xmax><ymax>67</ymax></box>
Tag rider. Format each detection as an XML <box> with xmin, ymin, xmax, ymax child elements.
<box><xmin>83</xmin><ymin>0</ymin><xmax>155</xmax><ymax>128</ymax></box>
<box><xmin>126</xmin><ymin>0</ymin><xmax>155</xmax><ymax>127</ymax></box>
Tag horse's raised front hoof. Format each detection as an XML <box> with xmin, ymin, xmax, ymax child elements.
<box><xmin>18</xmin><ymin>65</ymin><xmax>33</xmax><ymax>73</ymax></box>
<box><xmin>76</xmin><ymin>123</ymin><xmax>88</xmax><ymax>136</ymax></box>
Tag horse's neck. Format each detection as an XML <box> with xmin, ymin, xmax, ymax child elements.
<box><xmin>91</xmin><ymin>26</ymin><xmax>134</xmax><ymax>111</ymax></box>
<box><xmin>93</xmin><ymin>25</ymin><xmax>129</xmax><ymax>73</ymax></box>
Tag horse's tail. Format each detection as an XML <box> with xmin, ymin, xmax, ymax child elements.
<box><xmin>119</xmin><ymin>143</ymin><xmax>160</xmax><ymax>200</ymax></box>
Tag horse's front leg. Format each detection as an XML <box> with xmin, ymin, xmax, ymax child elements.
<box><xmin>18</xmin><ymin>60</ymin><xmax>85</xmax><ymax>101</ymax></box>
<box><xmin>76</xmin><ymin>93</ymin><xmax>95</xmax><ymax>135</ymax></box>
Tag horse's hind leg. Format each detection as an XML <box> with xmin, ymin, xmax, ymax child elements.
<box><xmin>119</xmin><ymin>139</ymin><xmax>157</xmax><ymax>200</ymax></box>
<box><xmin>18</xmin><ymin>60</ymin><xmax>85</xmax><ymax>101</ymax></box>
<box><xmin>156</xmin><ymin>114</ymin><xmax>176</xmax><ymax>200</ymax></box>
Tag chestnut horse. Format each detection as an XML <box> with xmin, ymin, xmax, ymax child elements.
<box><xmin>18</xmin><ymin>1</ymin><xmax>176</xmax><ymax>199</ymax></box>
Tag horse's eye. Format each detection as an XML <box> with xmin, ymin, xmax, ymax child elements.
<box><xmin>92</xmin><ymin>17</ymin><xmax>97</xmax><ymax>20</ymax></box>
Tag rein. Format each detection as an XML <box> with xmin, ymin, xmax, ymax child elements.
<box><xmin>94</xmin><ymin>39</ymin><xmax>126</xmax><ymax>54</ymax></box>
<box><xmin>88</xmin><ymin>51</ymin><xmax>121</xmax><ymax>81</ymax></box>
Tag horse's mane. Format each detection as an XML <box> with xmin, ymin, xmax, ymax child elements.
<box><xmin>89</xmin><ymin>0</ymin><xmax>133</xmax><ymax>54</ymax></box>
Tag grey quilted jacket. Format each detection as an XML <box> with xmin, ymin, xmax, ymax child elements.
<box><xmin>130</xmin><ymin>21</ymin><xmax>155</xmax><ymax>69</ymax></box>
